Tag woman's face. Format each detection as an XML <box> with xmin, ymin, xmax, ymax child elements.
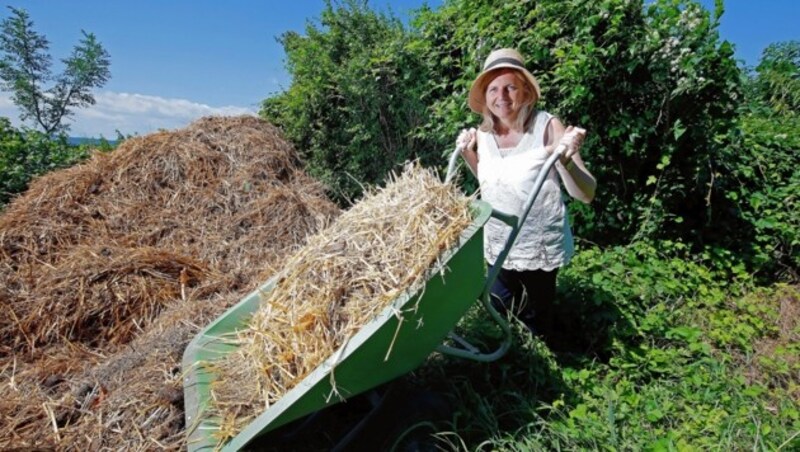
<box><xmin>485</xmin><ymin>69</ymin><xmax>527</xmax><ymax>123</ymax></box>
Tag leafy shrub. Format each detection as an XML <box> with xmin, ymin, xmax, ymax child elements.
<box><xmin>0</xmin><ymin>117</ymin><xmax>90</xmax><ymax>207</ymax></box>
<box><xmin>715</xmin><ymin>41</ymin><xmax>800</xmax><ymax>280</ymax></box>
<box><xmin>411</xmin><ymin>0</ymin><xmax>740</xmax><ymax>247</ymax></box>
<box><xmin>261</xmin><ymin>0</ymin><xmax>437</xmax><ymax>204</ymax></box>
<box><xmin>717</xmin><ymin>113</ymin><xmax>800</xmax><ymax>280</ymax></box>
<box><xmin>420</xmin><ymin>245</ymin><xmax>798</xmax><ymax>451</ymax></box>
<box><xmin>556</xmin><ymin>239</ymin><xmax>748</xmax><ymax>356</ymax></box>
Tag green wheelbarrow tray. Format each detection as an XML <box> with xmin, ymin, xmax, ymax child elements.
<box><xmin>182</xmin><ymin>144</ymin><xmax>566</xmax><ymax>451</ymax></box>
<box><xmin>182</xmin><ymin>200</ymin><xmax>494</xmax><ymax>451</ymax></box>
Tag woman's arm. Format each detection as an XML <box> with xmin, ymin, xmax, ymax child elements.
<box><xmin>545</xmin><ymin>118</ymin><xmax>596</xmax><ymax>204</ymax></box>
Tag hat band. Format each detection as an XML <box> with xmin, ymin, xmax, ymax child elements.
<box><xmin>483</xmin><ymin>57</ymin><xmax>525</xmax><ymax>71</ymax></box>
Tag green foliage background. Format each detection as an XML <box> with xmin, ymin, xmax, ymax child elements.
<box><xmin>0</xmin><ymin>118</ymin><xmax>92</xmax><ymax>206</ymax></box>
<box><xmin>260</xmin><ymin>0</ymin><xmax>796</xmax><ymax>278</ymax></box>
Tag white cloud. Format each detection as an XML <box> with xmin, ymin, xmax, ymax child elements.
<box><xmin>0</xmin><ymin>93</ymin><xmax>15</xmax><ymax>109</ymax></box>
<box><xmin>0</xmin><ymin>91</ymin><xmax>257</xmax><ymax>138</ymax></box>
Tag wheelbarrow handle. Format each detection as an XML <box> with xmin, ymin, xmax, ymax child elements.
<box><xmin>444</xmin><ymin>144</ymin><xmax>464</xmax><ymax>184</ymax></box>
<box><xmin>439</xmin><ymin>144</ymin><xmax>566</xmax><ymax>362</ymax></box>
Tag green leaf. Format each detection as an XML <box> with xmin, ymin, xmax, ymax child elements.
<box><xmin>673</xmin><ymin>119</ymin><xmax>686</xmax><ymax>140</ymax></box>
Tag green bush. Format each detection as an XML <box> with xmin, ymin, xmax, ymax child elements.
<box><xmin>716</xmin><ymin>41</ymin><xmax>800</xmax><ymax>280</ymax></box>
<box><xmin>417</xmin><ymin>245</ymin><xmax>798</xmax><ymax>451</ymax></box>
<box><xmin>748</xmin><ymin>40</ymin><xmax>800</xmax><ymax>117</ymax></box>
<box><xmin>0</xmin><ymin>117</ymin><xmax>90</xmax><ymax>207</ymax></box>
<box><xmin>717</xmin><ymin>113</ymin><xmax>800</xmax><ymax>280</ymax></box>
<box><xmin>263</xmin><ymin>0</ymin><xmax>797</xmax><ymax>280</ymax></box>
<box><xmin>265</xmin><ymin>0</ymin><xmax>743</xmax><ymax>249</ymax></box>
<box><xmin>412</xmin><ymin>0</ymin><xmax>740</xmax><ymax>247</ymax></box>
<box><xmin>261</xmin><ymin>0</ymin><xmax>437</xmax><ymax>204</ymax></box>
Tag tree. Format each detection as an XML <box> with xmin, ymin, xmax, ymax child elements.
<box><xmin>261</xmin><ymin>0</ymin><xmax>434</xmax><ymax>204</ymax></box>
<box><xmin>0</xmin><ymin>6</ymin><xmax>110</xmax><ymax>135</ymax></box>
<box><xmin>750</xmin><ymin>40</ymin><xmax>799</xmax><ymax>116</ymax></box>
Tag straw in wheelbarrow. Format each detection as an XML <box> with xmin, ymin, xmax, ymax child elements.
<box><xmin>205</xmin><ymin>163</ymin><xmax>473</xmax><ymax>443</ymax></box>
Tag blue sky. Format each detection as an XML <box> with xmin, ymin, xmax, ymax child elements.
<box><xmin>0</xmin><ymin>0</ymin><xmax>797</xmax><ymax>138</ymax></box>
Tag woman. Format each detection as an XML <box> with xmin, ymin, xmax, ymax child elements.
<box><xmin>456</xmin><ymin>48</ymin><xmax>596</xmax><ymax>343</ymax></box>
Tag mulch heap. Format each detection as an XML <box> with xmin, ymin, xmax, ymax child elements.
<box><xmin>0</xmin><ymin>115</ymin><xmax>341</xmax><ymax>450</ymax></box>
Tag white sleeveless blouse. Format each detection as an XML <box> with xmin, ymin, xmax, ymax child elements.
<box><xmin>476</xmin><ymin>111</ymin><xmax>574</xmax><ymax>271</ymax></box>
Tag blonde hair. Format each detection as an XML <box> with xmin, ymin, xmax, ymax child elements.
<box><xmin>477</xmin><ymin>69</ymin><xmax>538</xmax><ymax>133</ymax></box>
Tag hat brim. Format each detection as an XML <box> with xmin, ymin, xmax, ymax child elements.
<box><xmin>468</xmin><ymin>65</ymin><xmax>541</xmax><ymax>114</ymax></box>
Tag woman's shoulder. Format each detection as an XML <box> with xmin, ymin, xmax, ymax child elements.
<box><xmin>525</xmin><ymin>110</ymin><xmax>553</xmax><ymax>134</ymax></box>
<box><xmin>534</xmin><ymin>109</ymin><xmax>554</xmax><ymax>123</ymax></box>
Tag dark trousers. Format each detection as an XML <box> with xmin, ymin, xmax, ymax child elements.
<box><xmin>488</xmin><ymin>265</ymin><xmax>559</xmax><ymax>339</ymax></box>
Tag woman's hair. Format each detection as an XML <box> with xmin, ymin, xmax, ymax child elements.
<box><xmin>477</xmin><ymin>69</ymin><xmax>538</xmax><ymax>133</ymax></box>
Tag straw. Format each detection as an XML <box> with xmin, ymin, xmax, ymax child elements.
<box><xmin>0</xmin><ymin>116</ymin><xmax>339</xmax><ymax>450</ymax></box>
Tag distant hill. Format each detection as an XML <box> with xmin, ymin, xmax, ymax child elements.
<box><xmin>67</xmin><ymin>137</ymin><xmax>118</xmax><ymax>147</ymax></box>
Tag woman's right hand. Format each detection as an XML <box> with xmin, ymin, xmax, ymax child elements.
<box><xmin>456</xmin><ymin>128</ymin><xmax>477</xmax><ymax>153</ymax></box>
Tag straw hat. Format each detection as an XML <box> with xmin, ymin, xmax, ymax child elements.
<box><xmin>468</xmin><ymin>48</ymin><xmax>541</xmax><ymax>114</ymax></box>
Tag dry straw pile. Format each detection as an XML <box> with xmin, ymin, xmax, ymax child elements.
<box><xmin>206</xmin><ymin>164</ymin><xmax>474</xmax><ymax>443</ymax></box>
<box><xmin>0</xmin><ymin>116</ymin><xmax>340</xmax><ymax>450</ymax></box>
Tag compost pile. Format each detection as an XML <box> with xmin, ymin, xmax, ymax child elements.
<box><xmin>0</xmin><ymin>116</ymin><xmax>340</xmax><ymax>450</ymax></box>
<box><xmin>207</xmin><ymin>164</ymin><xmax>474</xmax><ymax>443</ymax></box>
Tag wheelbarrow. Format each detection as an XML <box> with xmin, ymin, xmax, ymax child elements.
<box><xmin>181</xmin><ymin>144</ymin><xmax>567</xmax><ymax>451</ymax></box>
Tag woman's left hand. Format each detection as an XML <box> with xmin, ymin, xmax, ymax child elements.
<box><xmin>557</xmin><ymin>126</ymin><xmax>586</xmax><ymax>164</ymax></box>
